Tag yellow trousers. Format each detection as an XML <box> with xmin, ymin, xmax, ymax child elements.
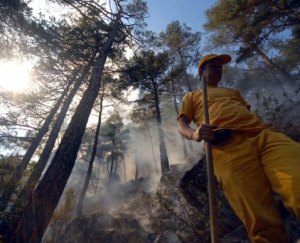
<box><xmin>212</xmin><ymin>129</ymin><xmax>300</xmax><ymax>243</ymax></box>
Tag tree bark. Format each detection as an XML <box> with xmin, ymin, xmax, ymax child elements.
<box><xmin>170</xmin><ymin>78</ymin><xmax>189</xmax><ymax>161</ymax></box>
<box><xmin>123</xmin><ymin>159</ymin><xmax>126</xmax><ymax>182</ymax></box>
<box><xmin>7</xmin><ymin>23</ymin><xmax>119</xmax><ymax>243</ymax></box>
<box><xmin>142</xmin><ymin>120</ymin><xmax>159</xmax><ymax>173</ymax></box>
<box><xmin>253</xmin><ymin>45</ymin><xmax>295</xmax><ymax>85</ymax></box>
<box><xmin>178</xmin><ymin>50</ymin><xmax>193</xmax><ymax>92</ymax></box>
<box><xmin>114</xmin><ymin>157</ymin><xmax>119</xmax><ymax>175</ymax></box>
<box><xmin>152</xmin><ymin>79</ymin><xmax>169</xmax><ymax>174</ymax></box>
<box><xmin>76</xmin><ymin>86</ymin><xmax>104</xmax><ymax>217</ymax></box>
<box><xmin>109</xmin><ymin>139</ymin><xmax>116</xmax><ymax>178</ymax></box>
<box><xmin>134</xmin><ymin>153</ymin><xmax>139</xmax><ymax>180</ymax></box>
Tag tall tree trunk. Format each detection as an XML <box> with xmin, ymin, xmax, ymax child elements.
<box><xmin>109</xmin><ymin>139</ymin><xmax>116</xmax><ymax>178</ymax></box>
<box><xmin>134</xmin><ymin>152</ymin><xmax>139</xmax><ymax>180</ymax></box>
<box><xmin>123</xmin><ymin>159</ymin><xmax>126</xmax><ymax>182</ymax></box>
<box><xmin>152</xmin><ymin>80</ymin><xmax>169</xmax><ymax>174</ymax></box>
<box><xmin>114</xmin><ymin>157</ymin><xmax>118</xmax><ymax>175</ymax></box>
<box><xmin>76</xmin><ymin>86</ymin><xmax>104</xmax><ymax>217</ymax></box>
<box><xmin>1</xmin><ymin>57</ymin><xmax>94</xmax><ymax>236</ymax></box>
<box><xmin>170</xmin><ymin>65</ymin><xmax>194</xmax><ymax>155</ymax></box>
<box><xmin>0</xmin><ymin>73</ymin><xmax>76</xmax><ymax>212</ymax></box>
<box><xmin>24</xmin><ymin>57</ymin><xmax>94</xmax><ymax>190</ymax></box>
<box><xmin>253</xmin><ymin>45</ymin><xmax>295</xmax><ymax>85</ymax></box>
<box><xmin>170</xmin><ymin>78</ymin><xmax>189</xmax><ymax>161</ymax></box>
<box><xmin>92</xmin><ymin>164</ymin><xmax>102</xmax><ymax>194</ymax></box>
<box><xmin>7</xmin><ymin>23</ymin><xmax>119</xmax><ymax>243</ymax></box>
<box><xmin>142</xmin><ymin>120</ymin><xmax>159</xmax><ymax>173</ymax></box>
<box><xmin>178</xmin><ymin>50</ymin><xmax>193</xmax><ymax>92</ymax></box>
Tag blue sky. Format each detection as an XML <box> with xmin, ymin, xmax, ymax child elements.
<box><xmin>30</xmin><ymin>0</ymin><xmax>216</xmax><ymax>34</ymax></box>
<box><xmin>145</xmin><ymin>0</ymin><xmax>217</xmax><ymax>33</ymax></box>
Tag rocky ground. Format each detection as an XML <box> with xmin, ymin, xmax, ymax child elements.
<box><xmin>54</xmin><ymin>162</ymin><xmax>300</xmax><ymax>243</ymax></box>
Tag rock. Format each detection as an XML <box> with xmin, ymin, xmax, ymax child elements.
<box><xmin>57</xmin><ymin>212</ymin><xmax>155</xmax><ymax>243</ymax></box>
<box><xmin>154</xmin><ymin>230</ymin><xmax>181</xmax><ymax>243</ymax></box>
<box><xmin>147</xmin><ymin>163</ymin><xmax>211</xmax><ymax>242</ymax></box>
<box><xmin>177</xmin><ymin>159</ymin><xmax>249</xmax><ymax>242</ymax></box>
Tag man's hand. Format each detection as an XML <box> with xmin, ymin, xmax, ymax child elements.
<box><xmin>191</xmin><ymin>124</ymin><xmax>217</xmax><ymax>142</ymax></box>
<box><xmin>178</xmin><ymin>115</ymin><xmax>217</xmax><ymax>142</ymax></box>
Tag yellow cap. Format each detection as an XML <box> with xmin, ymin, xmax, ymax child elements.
<box><xmin>198</xmin><ymin>54</ymin><xmax>232</xmax><ymax>71</ymax></box>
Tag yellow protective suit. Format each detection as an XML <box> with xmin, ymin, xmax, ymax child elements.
<box><xmin>179</xmin><ymin>87</ymin><xmax>300</xmax><ymax>243</ymax></box>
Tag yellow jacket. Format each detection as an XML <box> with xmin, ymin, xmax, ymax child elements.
<box><xmin>179</xmin><ymin>86</ymin><xmax>270</xmax><ymax>132</ymax></box>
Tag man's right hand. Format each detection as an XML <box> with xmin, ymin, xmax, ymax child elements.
<box><xmin>192</xmin><ymin>124</ymin><xmax>217</xmax><ymax>142</ymax></box>
<box><xmin>178</xmin><ymin>115</ymin><xmax>217</xmax><ymax>142</ymax></box>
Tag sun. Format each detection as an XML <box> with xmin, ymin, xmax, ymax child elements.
<box><xmin>0</xmin><ymin>61</ymin><xmax>32</xmax><ymax>92</ymax></box>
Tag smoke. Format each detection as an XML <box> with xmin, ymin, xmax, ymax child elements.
<box><xmin>52</xmin><ymin>90</ymin><xmax>204</xmax><ymax>218</ymax></box>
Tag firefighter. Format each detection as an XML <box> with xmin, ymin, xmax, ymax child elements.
<box><xmin>177</xmin><ymin>54</ymin><xmax>300</xmax><ymax>242</ymax></box>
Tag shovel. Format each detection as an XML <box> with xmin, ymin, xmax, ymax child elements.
<box><xmin>202</xmin><ymin>75</ymin><xmax>220</xmax><ymax>243</ymax></box>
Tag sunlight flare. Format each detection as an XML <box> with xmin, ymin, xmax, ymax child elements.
<box><xmin>0</xmin><ymin>61</ymin><xmax>32</xmax><ymax>92</ymax></box>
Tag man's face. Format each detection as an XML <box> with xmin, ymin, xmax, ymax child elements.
<box><xmin>200</xmin><ymin>59</ymin><xmax>223</xmax><ymax>86</ymax></box>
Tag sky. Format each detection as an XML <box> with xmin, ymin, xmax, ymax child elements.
<box><xmin>145</xmin><ymin>0</ymin><xmax>216</xmax><ymax>33</ymax></box>
<box><xmin>30</xmin><ymin>0</ymin><xmax>216</xmax><ymax>33</ymax></box>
